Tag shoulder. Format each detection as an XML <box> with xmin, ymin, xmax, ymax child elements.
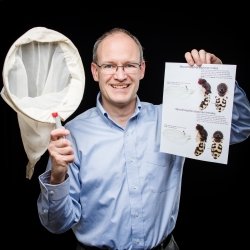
<box><xmin>65</xmin><ymin>107</ymin><xmax>99</xmax><ymax>129</ymax></box>
<box><xmin>140</xmin><ymin>101</ymin><xmax>162</xmax><ymax>115</ymax></box>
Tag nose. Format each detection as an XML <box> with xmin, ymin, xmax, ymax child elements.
<box><xmin>113</xmin><ymin>66</ymin><xmax>127</xmax><ymax>80</ymax></box>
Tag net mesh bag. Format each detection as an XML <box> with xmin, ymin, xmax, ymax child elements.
<box><xmin>1</xmin><ymin>27</ymin><xmax>85</xmax><ymax>179</ymax></box>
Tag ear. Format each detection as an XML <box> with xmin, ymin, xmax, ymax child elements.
<box><xmin>91</xmin><ymin>62</ymin><xmax>99</xmax><ymax>82</ymax></box>
<box><xmin>139</xmin><ymin>61</ymin><xmax>146</xmax><ymax>80</ymax></box>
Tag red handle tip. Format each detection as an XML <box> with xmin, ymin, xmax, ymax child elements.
<box><xmin>52</xmin><ymin>112</ymin><xmax>58</xmax><ymax>118</ymax></box>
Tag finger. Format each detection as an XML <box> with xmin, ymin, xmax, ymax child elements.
<box><xmin>53</xmin><ymin>142</ymin><xmax>73</xmax><ymax>163</ymax></box>
<box><xmin>201</xmin><ymin>51</ymin><xmax>223</xmax><ymax>64</ymax></box>
<box><xmin>51</xmin><ymin>128</ymin><xmax>70</xmax><ymax>141</ymax></box>
<box><xmin>207</xmin><ymin>53</ymin><xmax>222</xmax><ymax>64</ymax></box>
<box><xmin>185</xmin><ymin>49</ymin><xmax>199</xmax><ymax>66</ymax></box>
<box><xmin>63</xmin><ymin>154</ymin><xmax>74</xmax><ymax>164</ymax></box>
<box><xmin>198</xmin><ymin>49</ymin><xmax>206</xmax><ymax>64</ymax></box>
<box><xmin>57</xmin><ymin>144</ymin><xmax>74</xmax><ymax>156</ymax></box>
<box><xmin>184</xmin><ymin>52</ymin><xmax>193</xmax><ymax>65</ymax></box>
<box><xmin>53</xmin><ymin>153</ymin><xmax>74</xmax><ymax>165</ymax></box>
<box><xmin>48</xmin><ymin>139</ymin><xmax>72</xmax><ymax>159</ymax></box>
<box><xmin>50</xmin><ymin>147</ymin><xmax>74</xmax><ymax>165</ymax></box>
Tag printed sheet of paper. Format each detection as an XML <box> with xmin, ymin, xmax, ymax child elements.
<box><xmin>160</xmin><ymin>63</ymin><xmax>236</xmax><ymax>164</ymax></box>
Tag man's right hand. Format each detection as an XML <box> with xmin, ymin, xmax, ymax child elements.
<box><xmin>48</xmin><ymin>128</ymin><xmax>74</xmax><ymax>184</ymax></box>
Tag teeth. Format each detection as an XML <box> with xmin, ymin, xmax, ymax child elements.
<box><xmin>112</xmin><ymin>84</ymin><xmax>128</xmax><ymax>88</ymax></box>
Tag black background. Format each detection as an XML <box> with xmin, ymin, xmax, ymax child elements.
<box><xmin>1</xmin><ymin>2</ymin><xmax>249</xmax><ymax>249</ymax></box>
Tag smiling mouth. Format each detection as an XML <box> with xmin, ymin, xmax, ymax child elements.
<box><xmin>111</xmin><ymin>84</ymin><xmax>130</xmax><ymax>89</ymax></box>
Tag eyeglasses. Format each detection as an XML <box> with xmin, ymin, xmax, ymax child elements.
<box><xmin>95</xmin><ymin>63</ymin><xmax>141</xmax><ymax>75</ymax></box>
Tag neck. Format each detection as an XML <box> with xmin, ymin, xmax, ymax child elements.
<box><xmin>102</xmin><ymin>98</ymin><xmax>136</xmax><ymax>127</ymax></box>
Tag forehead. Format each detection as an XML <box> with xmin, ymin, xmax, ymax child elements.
<box><xmin>97</xmin><ymin>32</ymin><xmax>140</xmax><ymax>62</ymax></box>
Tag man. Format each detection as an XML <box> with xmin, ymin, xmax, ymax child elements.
<box><xmin>37</xmin><ymin>28</ymin><xmax>250</xmax><ymax>250</ymax></box>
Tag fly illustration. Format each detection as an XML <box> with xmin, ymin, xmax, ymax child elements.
<box><xmin>211</xmin><ymin>130</ymin><xmax>223</xmax><ymax>159</ymax></box>
<box><xmin>215</xmin><ymin>83</ymin><xmax>228</xmax><ymax>112</ymax></box>
<box><xmin>194</xmin><ymin>124</ymin><xmax>208</xmax><ymax>156</ymax></box>
<box><xmin>198</xmin><ymin>78</ymin><xmax>212</xmax><ymax>110</ymax></box>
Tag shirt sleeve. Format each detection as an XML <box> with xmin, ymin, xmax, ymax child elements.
<box><xmin>37</xmin><ymin>169</ymin><xmax>81</xmax><ymax>233</ymax></box>
<box><xmin>230</xmin><ymin>81</ymin><xmax>250</xmax><ymax>144</ymax></box>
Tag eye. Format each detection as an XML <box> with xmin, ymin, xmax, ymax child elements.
<box><xmin>102</xmin><ymin>64</ymin><xmax>115</xmax><ymax>69</ymax></box>
<box><xmin>125</xmin><ymin>63</ymin><xmax>137</xmax><ymax>69</ymax></box>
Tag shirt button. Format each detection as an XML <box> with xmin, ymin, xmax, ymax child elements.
<box><xmin>43</xmin><ymin>208</ymin><xmax>48</xmax><ymax>214</ymax></box>
<box><xmin>134</xmin><ymin>239</ymin><xmax>140</xmax><ymax>245</ymax></box>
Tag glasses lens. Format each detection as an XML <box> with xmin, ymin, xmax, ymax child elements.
<box><xmin>124</xmin><ymin>63</ymin><xmax>140</xmax><ymax>74</ymax></box>
<box><xmin>99</xmin><ymin>63</ymin><xmax>140</xmax><ymax>74</ymax></box>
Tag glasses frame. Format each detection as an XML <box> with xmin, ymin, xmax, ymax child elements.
<box><xmin>95</xmin><ymin>62</ymin><xmax>141</xmax><ymax>75</ymax></box>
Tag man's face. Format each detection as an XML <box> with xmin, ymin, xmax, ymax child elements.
<box><xmin>91</xmin><ymin>32</ymin><xmax>145</xmax><ymax>109</ymax></box>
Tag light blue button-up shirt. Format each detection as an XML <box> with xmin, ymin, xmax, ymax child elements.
<box><xmin>38</xmin><ymin>83</ymin><xmax>250</xmax><ymax>249</ymax></box>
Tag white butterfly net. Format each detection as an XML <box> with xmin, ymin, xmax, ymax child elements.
<box><xmin>1</xmin><ymin>27</ymin><xmax>85</xmax><ymax>179</ymax></box>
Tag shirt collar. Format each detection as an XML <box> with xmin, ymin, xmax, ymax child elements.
<box><xmin>96</xmin><ymin>92</ymin><xmax>142</xmax><ymax>118</ymax></box>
